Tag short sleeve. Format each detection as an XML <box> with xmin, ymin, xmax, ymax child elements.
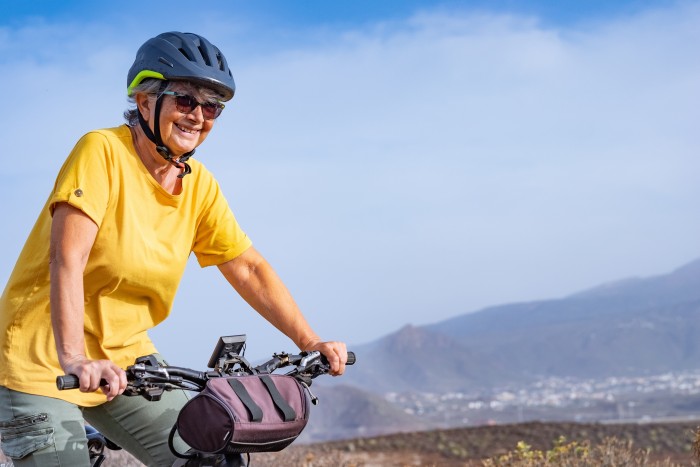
<box><xmin>192</xmin><ymin>179</ymin><xmax>252</xmax><ymax>267</ymax></box>
<box><xmin>49</xmin><ymin>132</ymin><xmax>111</xmax><ymax>226</ymax></box>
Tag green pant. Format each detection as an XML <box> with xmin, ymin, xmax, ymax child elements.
<box><xmin>0</xmin><ymin>361</ymin><xmax>190</xmax><ymax>467</ymax></box>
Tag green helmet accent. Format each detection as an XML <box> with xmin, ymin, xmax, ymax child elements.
<box><xmin>127</xmin><ymin>70</ymin><xmax>166</xmax><ymax>96</ymax></box>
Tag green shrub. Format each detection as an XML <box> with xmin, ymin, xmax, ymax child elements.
<box><xmin>483</xmin><ymin>436</ymin><xmax>681</xmax><ymax>467</ymax></box>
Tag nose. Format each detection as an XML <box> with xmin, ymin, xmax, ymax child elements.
<box><xmin>186</xmin><ymin>105</ymin><xmax>205</xmax><ymax>123</ymax></box>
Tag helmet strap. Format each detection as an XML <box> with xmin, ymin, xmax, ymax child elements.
<box><xmin>136</xmin><ymin>81</ymin><xmax>194</xmax><ymax>178</ymax></box>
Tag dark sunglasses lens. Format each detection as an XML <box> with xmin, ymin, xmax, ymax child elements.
<box><xmin>201</xmin><ymin>103</ymin><xmax>222</xmax><ymax>119</ymax></box>
<box><xmin>175</xmin><ymin>95</ymin><xmax>198</xmax><ymax>113</ymax></box>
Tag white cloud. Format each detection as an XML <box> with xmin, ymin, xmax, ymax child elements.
<box><xmin>2</xmin><ymin>3</ymin><xmax>699</xmax><ymax>365</ymax></box>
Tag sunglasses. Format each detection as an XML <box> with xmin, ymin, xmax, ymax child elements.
<box><xmin>161</xmin><ymin>91</ymin><xmax>225</xmax><ymax>120</ymax></box>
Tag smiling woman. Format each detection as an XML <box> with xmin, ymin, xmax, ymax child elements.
<box><xmin>124</xmin><ymin>32</ymin><xmax>236</xmax><ymax>180</ymax></box>
<box><xmin>0</xmin><ymin>31</ymin><xmax>349</xmax><ymax>467</ymax></box>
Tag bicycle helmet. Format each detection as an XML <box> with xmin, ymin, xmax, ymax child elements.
<box><xmin>127</xmin><ymin>32</ymin><xmax>235</xmax><ymax>100</ymax></box>
<box><xmin>126</xmin><ymin>32</ymin><xmax>236</xmax><ymax>177</ymax></box>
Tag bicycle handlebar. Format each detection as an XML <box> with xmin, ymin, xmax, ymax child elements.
<box><xmin>56</xmin><ymin>350</ymin><xmax>355</xmax><ymax>393</ymax></box>
<box><xmin>56</xmin><ymin>374</ymin><xmax>87</xmax><ymax>391</ymax></box>
<box><xmin>346</xmin><ymin>352</ymin><xmax>357</xmax><ymax>365</ymax></box>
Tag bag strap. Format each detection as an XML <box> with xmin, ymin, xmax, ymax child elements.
<box><xmin>228</xmin><ymin>378</ymin><xmax>264</xmax><ymax>422</ymax></box>
<box><xmin>168</xmin><ymin>424</ymin><xmax>196</xmax><ymax>459</ymax></box>
<box><xmin>260</xmin><ymin>375</ymin><xmax>297</xmax><ymax>422</ymax></box>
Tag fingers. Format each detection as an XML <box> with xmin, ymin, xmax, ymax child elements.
<box><xmin>64</xmin><ymin>358</ymin><xmax>127</xmax><ymax>400</ymax></box>
<box><xmin>308</xmin><ymin>341</ymin><xmax>348</xmax><ymax>376</ymax></box>
<box><xmin>100</xmin><ymin>364</ymin><xmax>128</xmax><ymax>401</ymax></box>
<box><xmin>337</xmin><ymin>342</ymin><xmax>348</xmax><ymax>375</ymax></box>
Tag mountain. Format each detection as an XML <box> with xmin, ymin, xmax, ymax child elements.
<box><xmin>340</xmin><ymin>258</ymin><xmax>700</xmax><ymax>393</ymax></box>
<box><xmin>298</xmin><ymin>384</ymin><xmax>434</xmax><ymax>442</ymax></box>
<box><xmin>336</xmin><ymin>323</ymin><xmax>510</xmax><ymax>393</ymax></box>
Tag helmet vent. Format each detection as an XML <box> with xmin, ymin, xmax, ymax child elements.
<box><xmin>158</xmin><ymin>57</ymin><xmax>174</xmax><ymax>68</ymax></box>
<box><xmin>216</xmin><ymin>52</ymin><xmax>225</xmax><ymax>71</ymax></box>
<box><xmin>178</xmin><ymin>47</ymin><xmax>193</xmax><ymax>61</ymax></box>
<box><xmin>198</xmin><ymin>45</ymin><xmax>212</xmax><ymax>66</ymax></box>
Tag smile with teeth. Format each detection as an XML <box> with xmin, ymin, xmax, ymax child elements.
<box><xmin>175</xmin><ymin>124</ymin><xmax>199</xmax><ymax>134</ymax></box>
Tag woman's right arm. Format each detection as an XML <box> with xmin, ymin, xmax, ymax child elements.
<box><xmin>50</xmin><ymin>202</ymin><xmax>127</xmax><ymax>400</ymax></box>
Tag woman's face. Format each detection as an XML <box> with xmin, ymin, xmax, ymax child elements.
<box><xmin>141</xmin><ymin>83</ymin><xmax>217</xmax><ymax>158</ymax></box>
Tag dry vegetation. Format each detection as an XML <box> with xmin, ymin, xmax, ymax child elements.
<box><xmin>253</xmin><ymin>421</ymin><xmax>700</xmax><ymax>466</ymax></box>
<box><xmin>3</xmin><ymin>421</ymin><xmax>700</xmax><ymax>466</ymax></box>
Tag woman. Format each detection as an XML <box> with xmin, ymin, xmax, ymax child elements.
<box><xmin>0</xmin><ymin>31</ymin><xmax>347</xmax><ymax>466</ymax></box>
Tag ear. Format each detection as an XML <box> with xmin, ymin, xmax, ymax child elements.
<box><xmin>135</xmin><ymin>93</ymin><xmax>152</xmax><ymax>122</ymax></box>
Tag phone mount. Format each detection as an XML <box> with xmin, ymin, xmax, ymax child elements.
<box><xmin>207</xmin><ymin>334</ymin><xmax>247</xmax><ymax>370</ymax></box>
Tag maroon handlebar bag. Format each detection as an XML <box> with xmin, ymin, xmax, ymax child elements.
<box><xmin>171</xmin><ymin>374</ymin><xmax>310</xmax><ymax>455</ymax></box>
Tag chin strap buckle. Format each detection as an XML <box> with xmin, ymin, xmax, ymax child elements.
<box><xmin>177</xmin><ymin>162</ymin><xmax>192</xmax><ymax>178</ymax></box>
<box><xmin>156</xmin><ymin>146</ymin><xmax>193</xmax><ymax>178</ymax></box>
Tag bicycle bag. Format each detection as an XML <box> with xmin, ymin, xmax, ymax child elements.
<box><xmin>170</xmin><ymin>374</ymin><xmax>310</xmax><ymax>456</ymax></box>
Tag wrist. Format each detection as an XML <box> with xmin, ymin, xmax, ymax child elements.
<box><xmin>59</xmin><ymin>353</ymin><xmax>87</xmax><ymax>371</ymax></box>
<box><xmin>298</xmin><ymin>335</ymin><xmax>322</xmax><ymax>351</ymax></box>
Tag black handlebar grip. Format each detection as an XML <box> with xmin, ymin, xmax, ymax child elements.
<box><xmin>56</xmin><ymin>375</ymin><xmax>109</xmax><ymax>390</ymax></box>
<box><xmin>56</xmin><ymin>374</ymin><xmax>80</xmax><ymax>390</ymax></box>
<box><xmin>319</xmin><ymin>351</ymin><xmax>356</xmax><ymax>366</ymax></box>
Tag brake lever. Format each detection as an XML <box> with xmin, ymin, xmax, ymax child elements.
<box><xmin>298</xmin><ymin>351</ymin><xmax>322</xmax><ymax>372</ymax></box>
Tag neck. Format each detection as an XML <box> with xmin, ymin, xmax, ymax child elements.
<box><xmin>129</xmin><ymin>125</ymin><xmax>184</xmax><ymax>194</ymax></box>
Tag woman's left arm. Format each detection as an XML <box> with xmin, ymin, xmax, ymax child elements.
<box><xmin>217</xmin><ymin>247</ymin><xmax>347</xmax><ymax>375</ymax></box>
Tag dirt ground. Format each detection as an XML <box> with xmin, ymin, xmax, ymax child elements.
<box><xmin>251</xmin><ymin>419</ymin><xmax>700</xmax><ymax>466</ymax></box>
<box><xmin>2</xmin><ymin>420</ymin><xmax>699</xmax><ymax>466</ymax></box>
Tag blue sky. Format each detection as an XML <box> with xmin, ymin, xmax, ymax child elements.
<box><xmin>1</xmin><ymin>0</ymin><xmax>698</xmax><ymax>365</ymax></box>
<box><xmin>1</xmin><ymin>0</ymin><xmax>682</xmax><ymax>27</ymax></box>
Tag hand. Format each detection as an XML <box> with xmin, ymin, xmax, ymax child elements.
<box><xmin>61</xmin><ymin>355</ymin><xmax>128</xmax><ymax>401</ymax></box>
<box><xmin>304</xmin><ymin>340</ymin><xmax>348</xmax><ymax>376</ymax></box>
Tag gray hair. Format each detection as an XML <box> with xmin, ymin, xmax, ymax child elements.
<box><xmin>123</xmin><ymin>79</ymin><xmax>225</xmax><ymax>127</ymax></box>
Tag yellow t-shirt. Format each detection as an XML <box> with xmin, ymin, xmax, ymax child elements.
<box><xmin>0</xmin><ymin>125</ymin><xmax>252</xmax><ymax>406</ymax></box>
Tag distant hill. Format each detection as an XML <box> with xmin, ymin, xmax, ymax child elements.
<box><xmin>298</xmin><ymin>384</ymin><xmax>434</xmax><ymax>442</ymax></box>
<box><xmin>336</xmin><ymin>323</ymin><xmax>511</xmax><ymax>393</ymax></box>
<box><xmin>339</xmin><ymin>258</ymin><xmax>700</xmax><ymax>393</ymax></box>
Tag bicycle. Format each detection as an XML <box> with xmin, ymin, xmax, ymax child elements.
<box><xmin>55</xmin><ymin>334</ymin><xmax>356</xmax><ymax>466</ymax></box>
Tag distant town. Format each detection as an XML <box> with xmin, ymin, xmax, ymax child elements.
<box><xmin>385</xmin><ymin>370</ymin><xmax>700</xmax><ymax>428</ymax></box>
